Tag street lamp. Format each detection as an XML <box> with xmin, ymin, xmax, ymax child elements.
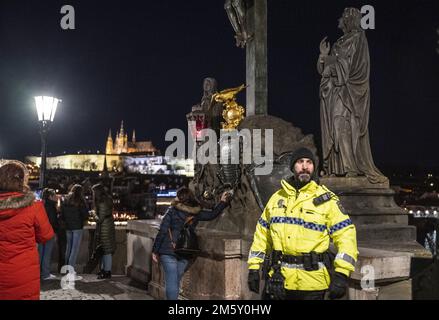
<box><xmin>34</xmin><ymin>96</ymin><xmax>60</xmax><ymax>188</ymax></box>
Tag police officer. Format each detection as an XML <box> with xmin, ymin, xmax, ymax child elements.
<box><xmin>247</xmin><ymin>147</ymin><xmax>358</xmax><ymax>300</ymax></box>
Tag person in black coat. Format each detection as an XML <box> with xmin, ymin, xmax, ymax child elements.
<box><xmin>92</xmin><ymin>184</ymin><xmax>116</xmax><ymax>279</ymax></box>
<box><xmin>152</xmin><ymin>187</ymin><xmax>231</xmax><ymax>300</ymax></box>
<box><xmin>60</xmin><ymin>184</ymin><xmax>89</xmax><ymax>280</ymax></box>
<box><xmin>38</xmin><ymin>188</ymin><xmax>58</xmax><ymax>280</ymax></box>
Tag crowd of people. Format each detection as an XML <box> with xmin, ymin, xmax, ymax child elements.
<box><xmin>0</xmin><ymin>160</ymin><xmax>116</xmax><ymax>300</ymax></box>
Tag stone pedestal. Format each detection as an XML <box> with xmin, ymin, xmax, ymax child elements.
<box><xmin>126</xmin><ymin>220</ymin><xmax>260</xmax><ymax>299</ymax></box>
<box><xmin>348</xmin><ymin>246</ymin><xmax>413</xmax><ymax>300</ymax></box>
<box><xmin>178</xmin><ymin>230</ymin><xmax>243</xmax><ymax>299</ymax></box>
<box><xmin>320</xmin><ymin>177</ymin><xmax>426</xmax><ymax>254</ymax></box>
<box><xmin>126</xmin><ymin>220</ymin><xmax>160</xmax><ymax>284</ymax></box>
<box><xmin>150</xmin><ymin>228</ymin><xmax>251</xmax><ymax>300</ymax></box>
<box><xmin>321</xmin><ymin>177</ymin><xmax>431</xmax><ymax>299</ymax></box>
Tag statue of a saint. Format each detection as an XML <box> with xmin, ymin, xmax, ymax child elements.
<box><xmin>317</xmin><ymin>8</ymin><xmax>387</xmax><ymax>184</ymax></box>
<box><xmin>200</xmin><ymin>77</ymin><xmax>218</xmax><ymax>112</ymax></box>
<box><xmin>224</xmin><ymin>0</ymin><xmax>251</xmax><ymax>48</ymax></box>
<box><xmin>201</xmin><ymin>78</ymin><xmax>224</xmax><ymax>135</ymax></box>
<box><xmin>189</xmin><ymin>78</ymin><xmax>223</xmax><ymax>135</ymax></box>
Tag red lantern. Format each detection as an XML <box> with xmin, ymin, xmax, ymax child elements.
<box><xmin>187</xmin><ymin>109</ymin><xmax>209</xmax><ymax>142</ymax></box>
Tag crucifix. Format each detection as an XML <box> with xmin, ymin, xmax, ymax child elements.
<box><xmin>225</xmin><ymin>0</ymin><xmax>267</xmax><ymax>116</ymax></box>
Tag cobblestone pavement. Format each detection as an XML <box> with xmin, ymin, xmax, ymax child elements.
<box><xmin>40</xmin><ymin>274</ymin><xmax>154</xmax><ymax>300</ymax></box>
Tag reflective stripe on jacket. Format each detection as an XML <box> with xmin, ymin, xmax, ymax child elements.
<box><xmin>248</xmin><ymin>180</ymin><xmax>358</xmax><ymax>291</ymax></box>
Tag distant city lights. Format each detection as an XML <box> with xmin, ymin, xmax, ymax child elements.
<box><xmin>156</xmin><ymin>201</ymin><xmax>172</xmax><ymax>206</ymax></box>
<box><xmin>156</xmin><ymin>190</ymin><xmax>177</xmax><ymax>197</ymax></box>
<box><xmin>406</xmin><ymin>207</ymin><xmax>439</xmax><ymax>218</ymax></box>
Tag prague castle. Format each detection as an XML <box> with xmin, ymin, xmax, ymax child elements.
<box><xmin>26</xmin><ymin>121</ymin><xmax>194</xmax><ymax>176</ymax></box>
<box><xmin>106</xmin><ymin>121</ymin><xmax>158</xmax><ymax>155</ymax></box>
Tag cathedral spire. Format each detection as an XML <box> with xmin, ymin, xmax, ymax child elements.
<box><xmin>132</xmin><ymin>130</ymin><xmax>136</xmax><ymax>144</ymax></box>
<box><xmin>120</xmin><ymin>120</ymin><xmax>125</xmax><ymax>136</ymax></box>
<box><xmin>106</xmin><ymin>129</ymin><xmax>114</xmax><ymax>155</ymax></box>
<box><xmin>123</xmin><ymin>133</ymin><xmax>128</xmax><ymax>153</ymax></box>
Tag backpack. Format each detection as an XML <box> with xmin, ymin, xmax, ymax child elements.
<box><xmin>168</xmin><ymin>213</ymin><xmax>200</xmax><ymax>258</ymax></box>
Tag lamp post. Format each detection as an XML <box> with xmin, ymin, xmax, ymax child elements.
<box><xmin>34</xmin><ymin>96</ymin><xmax>60</xmax><ymax>188</ymax></box>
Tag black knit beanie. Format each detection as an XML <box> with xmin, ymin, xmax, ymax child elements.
<box><xmin>290</xmin><ymin>147</ymin><xmax>315</xmax><ymax>169</ymax></box>
<box><xmin>286</xmin><ymin>147</ymin><xmax>318</xmax><ymax>189</ymax></box>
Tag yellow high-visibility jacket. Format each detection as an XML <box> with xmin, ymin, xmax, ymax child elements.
<box><xmin>248</xmin><ymin>179</ymin><xmax>358</xmax><ymax>291</ymax></box>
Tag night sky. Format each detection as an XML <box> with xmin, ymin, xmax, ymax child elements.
<box><xmin>0</xmin><ymin>0</ymin><xmax>438</xmax><ymax>170</ymax></box>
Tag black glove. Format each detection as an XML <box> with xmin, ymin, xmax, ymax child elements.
<box><xmin>329</xmin><ymin>272</ymin><xmax>348</xmax><ymax>300</ymax></box>
<box><xmin>248</xmin><ymin>270</ymin><xmax>260</xmax><ymax>294</ymax></box>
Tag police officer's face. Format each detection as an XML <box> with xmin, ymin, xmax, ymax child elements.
<box><xmin>293</xmin><ymin>158</ymin><xmax>314</xmax><ymax>183</ymax></box>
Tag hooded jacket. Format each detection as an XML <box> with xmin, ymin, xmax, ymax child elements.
<box><xmin>0</xmin><ymin>192</ymin><xmax>55</xmax><ymax>300</ymax></box>
<box><xmin>152</xmin><ymin>200</ymin><xmax>227</xmax><ymax>257</ymax></box>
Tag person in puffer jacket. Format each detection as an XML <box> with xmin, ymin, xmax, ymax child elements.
<box><xmin>0</xmin><ymin>160</ymin><xmax>54</xmax><ymax>300</ymax></box>
<box><xmin>92</xmin><ymin>183</ymin><xmax>116</xmax><ymax>280</ymax></box>
<box><xmin>152</xmin><ymin>187</ymin><xmax>231</xmax><ymax>300</ymax></box>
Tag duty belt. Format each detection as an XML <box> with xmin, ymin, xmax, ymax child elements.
<box><xmin>272</xmin><ymin>251</ymin><xmax>328</xmax><ymax>271</ymax></box>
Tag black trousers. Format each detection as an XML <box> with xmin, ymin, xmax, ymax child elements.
<box><xmin>262</xmin><ymin>284</ymin><xmax>326</xmax><ymax>300</ymax></box>
<box><xmin>56</xmin><ymin>228</ymin><xmax>67</xmax><ymax>273</ymax></box>
<box><xmin>285</xmin><ymin>290</ymin><xmax>326</xmax><ymax>300</ymax></box>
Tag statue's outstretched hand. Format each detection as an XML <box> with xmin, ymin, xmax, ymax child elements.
<box><xmin>319</xmin><ymin>36</ymin><xmax>331</xmax><ymax>56</ymax></box>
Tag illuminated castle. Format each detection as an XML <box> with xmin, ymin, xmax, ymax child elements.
<box><xmin>26</xmin><ymin>121</ymin><xmax>194</xmax><ymax>176</ymax></box>
<box><xmin>105</xmin><ymin>121</ymin><xmax>158</xmax><ymax>155</ymax></box>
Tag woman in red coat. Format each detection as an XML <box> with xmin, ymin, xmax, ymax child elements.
<box><xmin>0</xmin><ymin>160</ymin><xmax>54</xmax><ymax>300</ymax></box>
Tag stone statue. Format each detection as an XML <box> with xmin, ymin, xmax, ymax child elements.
<box><xmin>317</xmin><ymin>7</ymin><xmax>387</xmax><ymax>184</ymax></box>
<box><xmin>188</xmin><ymin>78</ymin><xmax>222</xmax><ymax>208</ymax></box>
<box><xmin>189</xmin><ymin>78</ymin><xmax>220</xmax><ymax>130</ymax></box>
<box><xmin>224</xmin><ymin>0</ymin><xmax>251</xmax><ymax>48</ymax></box>
<box><xmin>200</xmin><ymin>78</ymin><xmax>224</xmax><ymax>135</ymax></box>
<box><xmin>200</xmin><ymin>77</ymin><xmax>218</xmax><ymax>112</ymax></box>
